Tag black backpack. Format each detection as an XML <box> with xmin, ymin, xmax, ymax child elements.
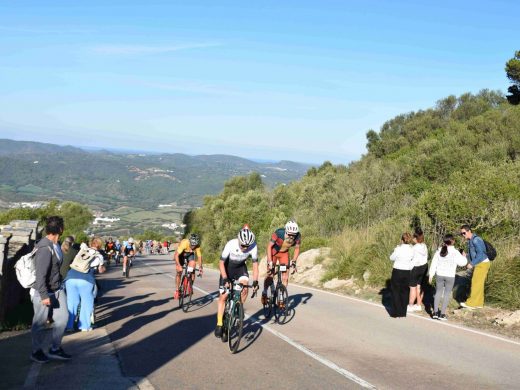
<box><xmin>483</xmin><ymin>240</ymin><xmax>497</xmax><ymax>261</ymax></box>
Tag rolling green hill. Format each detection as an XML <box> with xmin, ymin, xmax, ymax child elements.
<box><xmin>0</xmin><ymin>139</ymin><xmax>311</xmax><ymax>210</ymax></box>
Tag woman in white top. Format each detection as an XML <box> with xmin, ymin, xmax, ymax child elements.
<box><xmin>389</xmin><ymin>232</ymin><xmax>414</xmax><ymax>317</ymax></box>
<box><xmin>428</xmin><ymin>234</ymin><xmax>467</xmax><ymax>320</ymax></box>
<box><xmin>408</xmin><ymin>229</ymin><xmax>428</xmax><ymax>312</ymax></box>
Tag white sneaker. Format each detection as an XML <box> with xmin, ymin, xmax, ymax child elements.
<box><xmin>407</xmin><ymin>305</ymin><xmax>415</xmax><ymax>313</ymax></box>
<box><xmin>413</xmin><ymin>304</ymin><xmax>422</xmax><ymax>312</ymax></box>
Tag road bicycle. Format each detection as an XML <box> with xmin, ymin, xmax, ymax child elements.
<box><xmin>123</xmin><ymin>252</ymin><xmax>135</xmax><ymax>278</ymax></box>
<box><xmin>222</xmin><ymin>280</ymin><xmax>257</xmax><ymax>353</ymax></box>
<box><xmin>114</xmin><ymin>250</ymin><xmax>121</xmax><ymax>265</ymax></box>
<box><xmin>105</xmin><ymin>249</ymin><xmax>115</xmax><ymax>266</ymax></box>
<box><xmin>178</xmin><ymin>263</ymin><xmax>201</xmax><ymax>312</ymax></box>
<box><xmin>263</xmin><ymin>262</ymin><xmax>296</xmax><ymax>323</ymax></box>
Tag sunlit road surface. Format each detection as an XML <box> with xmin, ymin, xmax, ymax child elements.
<box><xmin>97</xmin><ymin>255</ymin><xmax>520</xmax><ymax>389</ymax></box>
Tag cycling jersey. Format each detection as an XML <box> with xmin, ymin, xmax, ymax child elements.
<box><xmin>176</xmin><ymin>239</ymin><xmax>202</xmax><ymax>259</ymax></box>
<box><xmin>271</xmin><ymin>228</ymin><xmax>301</xmax><ymax>254</ymax></box>
<box><xmin>105</xmin><ymin>242</ymin><xmax>115</xmax><ymax>252</ymax></box>
<box><xmin>123</xmin><ymin>244</ymin><xmax>135</xmax><ymax>256</ymax></box>
<box><xmin>219</xmin><ymin>238</ymin><xmax>258</xmax><ymax>286</ymax></box>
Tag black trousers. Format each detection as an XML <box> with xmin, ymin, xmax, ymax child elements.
<box><xmin>391</xmin><ymin>268</ymin><xmax>410</xmax><ymax>317</ymax></box>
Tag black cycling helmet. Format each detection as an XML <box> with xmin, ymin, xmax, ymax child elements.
<box><xmin>189</xmin><ymin>233</ymin><xmax>201</xmax><ymax>247</ymax></box>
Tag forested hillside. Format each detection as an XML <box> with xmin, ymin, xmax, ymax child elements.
<box><xmin>188</xmin><ymin>90</ymin><xmax>520</xmax><ymax>309</ymax></box>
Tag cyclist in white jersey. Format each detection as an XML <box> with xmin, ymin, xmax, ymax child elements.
<box><xmin>214</xmin><ymin>225</ymin><xmax>259</xmax><ymax>338</ymax></box>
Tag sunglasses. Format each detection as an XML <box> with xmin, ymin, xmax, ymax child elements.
<box><xmin>240</xmin><ymin>244</ymin><xmax>249</xmax><ymax>249</ymax></box>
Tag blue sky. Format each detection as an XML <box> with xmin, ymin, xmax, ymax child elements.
<box><xmin>0</xmin><ymin>1</ymin><xmax>518</xmax><ymax>164</ymax></box>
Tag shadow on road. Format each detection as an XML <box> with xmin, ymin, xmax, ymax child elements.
<box><xmin>379</xmin><ymin>279</ymin><xmax>392</xmax><ymax>316</ymax></box>
<box><xmin>235</xmin><ymin>317</ymin><xmax>263</xmax><ymax>354</ymax></box>
<box><xmin>131</xmin><ymin>272</ymin><xmax>165</xmax><ymax>278</ymax></box>
<box><xmin>379</xmin><ymin>278</ymin><xmax>438</xmax><ymax>317</ymax></box>
<box><xmin>282</xmin><ymin>292</ymin><xmax>313</xmax><ymax>324</ymax></box>
<box><xmin>183</xmin><ymin>291</ymin><xmax>217</xmax><ymax>313</ymax></box>
<box><xmin>96</xmin><ymin>296</ymin><xmax>171</xmax><ymax>326</ymax></box>
<box><xmin>117</xmin><ymin>313</ymin><xmax>216</xmax><ymax>377</ymax></box>
<box><xmin>108</xmin><ymin>302</ymin><xmax>175</xmax><ymax>342</ymax></box>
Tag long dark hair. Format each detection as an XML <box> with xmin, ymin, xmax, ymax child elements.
<box><xmin>61</xmin><ymin>236</ymin><xmax>75</xmax><ymax>254</ymax></box>
<box><xmin>440</xmin><ymin>234</ymin><xmax>454</xmax><ymax>257</ymax></box>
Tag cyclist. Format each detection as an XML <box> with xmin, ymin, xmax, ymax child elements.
<box><xmin>122</xmin><ymin>238</ymin><xmax>136</xmax><ymax>276</ymax></box>
<box><xmin>174</xmin><ymin>233</ymin><xmax>203</xmax><ymax>299</ymax></box>
<box><xmin>214</xmin><ymin>225</ymin><xmax>259</xmax><ymax>338</ymax></box>
<box><xmin>114</xmin><ymin>239</ymin><xmax>122</xmax><ymax>263</ymax></box>
<box><xmin>261</xmin><ymin>220</ymin><xmax>301</xmax><ymax>305</ymax></box>
<box><xmin>105</xmin><ymin>237</ymin><xmax>115</xmax><ymax>264</ymax></box>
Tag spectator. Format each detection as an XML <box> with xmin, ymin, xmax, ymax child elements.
<box><xmin>65</xmin><ymin>237</ymin><xmax>106</xmax><ymax>332</ymax></box>
<box><xmin>162</xmin><ymin>240</ymin><xmax>168</xmax><ymax>255</ymax></box>
<box><xmin>428</xmin><ymin>234</ymin><xmax>468</xmax><ymax>320</ymax></box>
<box><xmin>408</xmin><ymin>229</ymin><xmax>428</xmax><ymax>312</ymax></box>
<box><xmin>460</xmin><ymin>225</ymin><xmax>490</xmax><ymax>309</ymax></box>
<box><xmin>389</xmin><ymin>232</ymin><xmax>414</xmax><ymax>318</ymax></box>
<box><xmin>31</xmin><ymin>216</ymin><xmax>71</xmax><ymax>363</ymax></box>
<box><xmin>60</xmin><ymin>236</ymin><xmax>79</xmax><ymax>279</ymax></box>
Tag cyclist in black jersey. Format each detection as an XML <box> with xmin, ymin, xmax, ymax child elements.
<box><xmin>122</xmin><ymin>238</ymin><xmax>135</xmax><ymax>276</ymax></box>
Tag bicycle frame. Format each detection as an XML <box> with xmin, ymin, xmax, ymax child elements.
<box><xmin>178</xmin><ymin>263</ymin><xmax>200</xmax><ymax>311</ymax></box>
<box><xmin>222</xmin><ymin>280</ymin><xmax>256</xmax><ymax>353</ymax></box>
<box><xmin>264</xmin><ymin>263</ymin><xmax>291</xmax><ymax>323</ymax></box>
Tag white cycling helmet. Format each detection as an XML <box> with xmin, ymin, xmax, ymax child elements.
<box><xmin>238</xmin><ymin>226</ymin><xmax>255</xmax><ymax>247</ymax></box>
<box><xmin>285</xmin><ymin>220</ymin><xmax>299</xmax><ymax>234</ymax></box>
<box><xmin>128</xmin><ymin>237</ymin><xmax>134</xmax><ymax>244</ymax></box>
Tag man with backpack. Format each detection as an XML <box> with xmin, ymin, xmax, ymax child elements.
<box><xmin>459</xmin><ymin>224</ymin><xmax>492</xmax><ymax>309</ymax></box>
<box><xmin>31</xmin><ymin>216</ymin><xmax>71</xmax><ymax>363</ymax></box>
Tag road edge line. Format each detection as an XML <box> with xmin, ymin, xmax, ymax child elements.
<box><xmin>291</xmin><ymin>283</ymin><xmax>520</xmax><ymax>347</ymax></box>
<box><xmin>140</xmin><ymin>260</ymin><xmax>377</xmax><ymax>388</ymax></box>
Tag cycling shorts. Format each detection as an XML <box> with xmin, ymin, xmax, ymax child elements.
<box><xmin>271</xmin><ymin>251</ymin><xmax>289</xmax><ymax>266</ymax></box>
<box><xmin>178</xmin><ymin>252</ymin><xmax>195</xmax><ymax>267</ymax></box>
<box><xmin>219</xmin><ymin>265</ymin><xmax>249</xmax><ymax>294</ymax></box>
<box><xmin>409</xmin><ymin>264</ymin><xmax>428</xmax><ymax>287</ymax></box>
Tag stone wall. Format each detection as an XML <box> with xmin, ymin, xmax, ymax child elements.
<box><xmin>0</xmin><ymin>220</ymin><xmax>41</xmax><ymax>323</ymax></box>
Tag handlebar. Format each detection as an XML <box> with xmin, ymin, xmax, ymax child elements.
<box><xmin>223</xmin><ymin>280</ymin><xmax>259</xmax><ymax>297</ymax></box>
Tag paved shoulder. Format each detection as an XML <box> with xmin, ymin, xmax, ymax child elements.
<box><xmin>0</xmin><ymin>327</ymin><xmax>144</xmax><ymax>390</ymax></box>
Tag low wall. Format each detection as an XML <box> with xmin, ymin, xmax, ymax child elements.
<box><xmin>0</xmin><ymin>220</ymin><xmax>41</xmax><ymax>324</ymax></box>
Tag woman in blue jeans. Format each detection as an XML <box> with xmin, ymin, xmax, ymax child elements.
<box><xmin>65</xmin><ymin>237</ymin><xmax>106</xmax><ymax>332</ymax></box>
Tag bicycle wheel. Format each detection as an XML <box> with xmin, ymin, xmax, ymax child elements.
<box><xmin>125</xmin><ymin>264</ymin><xmax>130</xmax><ymax>278</ymax></box>
<box><xmin>228</xmin><ymin>301</ymin><xmax>244</xmax><ymax>353</ymax></box>
<box><xmin>263</xmin><ymin>287</ymin><xmax>273</xmax><ymax>319</ymax></box>
<box><xmin>178</xmin><ymin>275</ymin><xmax>187</xmax><ymax>309</ymax></box>
<box><xmin>222</xmin><ymin>300</ymin><xmax>230</xmax><ymax>343</ymax></box>
<box><xmin>182</xmin><ymin>277</ymin><xmax>193</xmax><ymax>312</ymax></box>
<box><xmin>274</xmin><ymin>284</ymin><xmax>288</xmax><ymax>324</ymax></box>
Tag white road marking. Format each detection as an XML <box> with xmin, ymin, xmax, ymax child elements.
<box><xmin>291</xmin><ymin>284</ymin><xmax>520</xmax><ymax>347</ymax></box>
<box><xmin>140</xmin><ymin>260</ymin><xmax>376</xmax><ymax>389</ymax></box>
<box><xmin>139</xmin><ymin>260</ymin><xmax>520</xmax><ymax>347</ymax></box>
<box><xmin>23</xmin><ymin>363</ymin><xmax>41</xmax><ymax>388</ymax></box>
<box><xmin>129</xmin><ymin>377</ymin><xmax>156</xmax><ymax>390</ymax></box>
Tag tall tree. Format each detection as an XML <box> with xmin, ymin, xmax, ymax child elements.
<box><xmin>505</xmin><ymin>50</ymin><xmax>520</xmax><ymax>105</ymax></box>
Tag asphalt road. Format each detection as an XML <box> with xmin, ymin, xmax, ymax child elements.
<box><xmin>96</xmin><ymin>255</ymin><xmax>520</xmax><ymax>390</ymax></box>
